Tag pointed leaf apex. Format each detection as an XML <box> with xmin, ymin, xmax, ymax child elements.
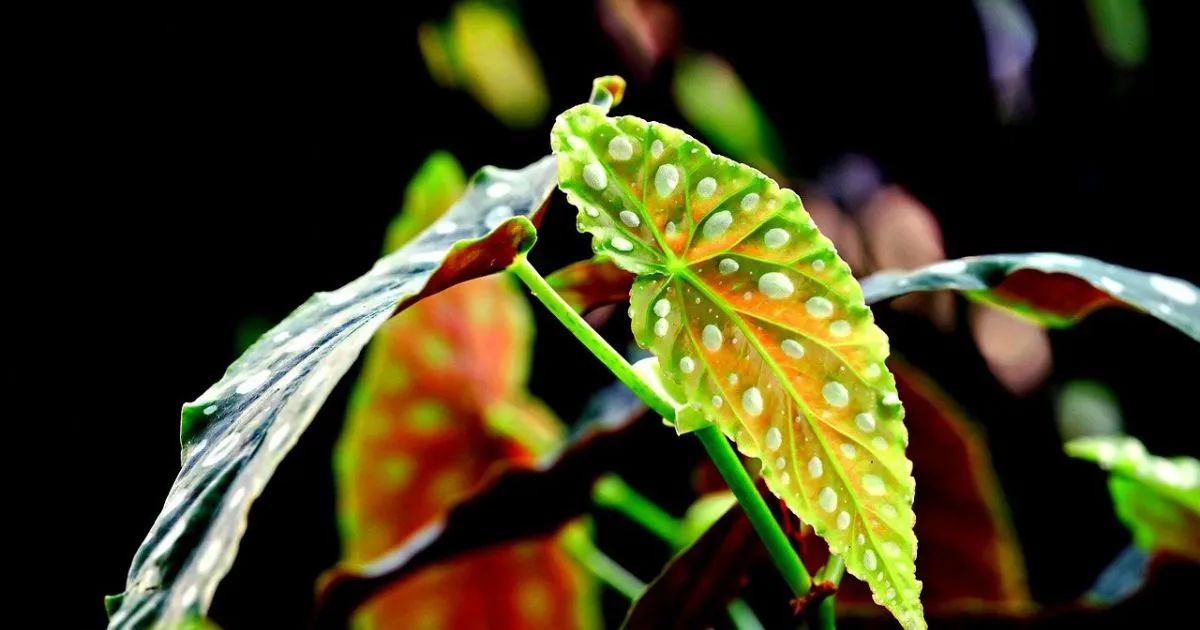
<box><xmin>590</xmin><ymin>76</ymin><xmax>626</xmax><ymax>113</ymax></box>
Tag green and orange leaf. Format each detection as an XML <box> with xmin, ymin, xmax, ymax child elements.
<box><xmin>804</xmin><ymin>358</ymin><xmax>1032</xmax><ymax>616</ymax></box>
<box><xmin>107</xmin><ymin>156</ymin><xmax>557</xmax><ymax>630</ymax></box>
<box><xmin>551</xmin><ymin>77</ymin><xmax>923</xmax><ymax>629</ymax></box>
<box><xmin>334</xmin><ymin>153</ymin><xmax>597</xmax><ymax>630</ymax></box>
<box><xmin>860</xmin><ymin>253</ymin><xmax>1199</xmax><ymax>340</ymax></box>
<box><xmin>1066</xmin><ymin>436</ymin><xmax>1200</xmax><ymax>561</ymax></box>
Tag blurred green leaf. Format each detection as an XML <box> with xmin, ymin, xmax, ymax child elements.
<box><xmin>672</xmin><ymin>52</ymin><xmax>786</xmax><ymax>178</ymax></box>
<box><xmin>1056</xmin><ymin>380</ymin><xmax>1123</xmax><ymax>442</ymax></box>
<box><xmin>680</xmin><ymin>491</ymin><xmax>736</xmax><ymax>547</ymax></box>
<box><xmin>1087</xmin><ymin>0</ymin><xmax>1148</xmax><ymax>69</ymax></box>
<box><xmin>1067</xmin><ymin>436</ymin><xmax>1200</xmax><ymax>560</ymax></box>
<box><xmin>385</xmin><ymin>151</ymin><xmax>468</xmax><ymax>253</ymax></box>
<box><xmin>420</xmin><ymin>1</ymin><xmax>550</xmax><ymax>129</ymax></box>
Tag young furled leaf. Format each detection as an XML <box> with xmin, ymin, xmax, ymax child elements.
<box><xmin>859</xmin><ymin>253</ymin><xmax>1199</xmax><ymax>340</ymax></box>
<box><xmin>107</xmin><ymin>157</ymin><xmax>557</xmax><ymax>630</ymax></box>
<box><xmin>1066</xmin><ymin>436</ymin><xmax>1200</xmax><ymax>561</ymax></box>
<box><xmin>551</xmin><ymin>77</ymin><xmax>923</xmax><ymax>629</ymax></box>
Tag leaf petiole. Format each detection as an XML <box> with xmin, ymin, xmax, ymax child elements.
<box><xmin>509</xmin><ymin>256</ymin><xmax>816</xmax><ymax>605</ymax></box>
<box><xmin>593</xmin><ymin>474</ymin><xmax>685</xmax><ymax>545</ymax></box>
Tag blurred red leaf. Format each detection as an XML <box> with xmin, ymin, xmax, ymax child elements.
<box><xmin>546</xmin><ymin>256</ymin><xmax>636</xmax><ymax>314</ymax></box>
<box><xmin>317</xmin><ymin>410</ymin><xmax>657</xmax><ymax>629</ymax></box>
<box><xmin>598</xmin><ymin>0</ymin><xmax>681</xmax><ymax>79</ymax></box>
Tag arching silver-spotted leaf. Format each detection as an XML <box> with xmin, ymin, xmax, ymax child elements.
<box><xmin>105</xmin><ymin>156</ymin><xmax>557</xmax><ymax>630</ymax></box>
<box><xmin>860</xmin><ymin>253</ymin><xmax>1199</xmax><ymax>340</ymax></box>
<box><xmin>550</xmin><ymin>77</ymin><xmax>924</xmax><ymax>630</ymax></box>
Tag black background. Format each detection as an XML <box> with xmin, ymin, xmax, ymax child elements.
<box><xmin>50</xmin><ymin>2</ymin><xmax>1198</xmax><ymax>628</ymax></box>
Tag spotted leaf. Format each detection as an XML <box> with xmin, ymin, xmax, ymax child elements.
<box><xmin>802</xmin><ymin>357</ymin><xmax>1031</xmax><ymax>615</ymax></box>
<box><xmin>106</xmin><ymin>157</ymin><xmax>557</xmax><ymax>630</ymax></box>
<box><xmin>316</xmin><ymin>391</ymin><xmax>657</xmax><ymax>626</ymax></box>
<box><xmin>383</xmin><ymin>150</ymin><xmax>468</xmax><ymax>252</ymax></box>
<box><xmin>1066</xmin><ymin>436</ymin><xmax>1200</xmax><ymax>561</ymax></box>
<box><xmin>860</xmin><ymin>253</ymin><xmax>1199</xmax><ymax>340</ymax></box>
<box><xmin>551</xmin><ymin>77</ymin><xmax>923</xmax><ymax>629</ymax></box>
<box><xmin>336</xmin><ymin>273</ymin><xmax>599</xmax><ymax>630</ymax></box>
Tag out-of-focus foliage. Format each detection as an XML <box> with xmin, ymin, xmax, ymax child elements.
<box><xmin>318</xmin><ymin>393</ymin><xmax>658</xmax><ymax>627</ymax></box>
<box><xmin>1086</xmin><ymin>0</ymin><xmax>1149</xmax><ymax>69</ymax></box>
<box><xmin>1056</xmin><ymin>380</ymin><xmax>1123</xmax><ymax>442</ymax></box>
<box><xmin>553</xmin><ymin>77</ymin><xmax>924</xmax><ymax>629</ymax></box>
<box><xmin>969</xmin><ymin>305</ymin><xmax>1052</xmax><ymax>396</ymax></box>
<box><xmin>1066</xmin><ymin>436</ymin><xmax>1200</xmax><ymax>561</ymax></box>
<box><xmin>973</xmin><ymin>0</ymin><xmax>1037</xmax><ymax>121</ymax></box>
<box><xmin>680</xmin><ymin>491</ymin><xmax>736</xmax><ymax>547</ymax></box>
<box><xmin>385</xmin><ymin>151</ymin><xmax>469</xmax><ymax>253</ymax></box>
<box><xmin>106</xmin><ymin>157</ymin><xmax>558</xmax><ymax>630</ymax></box>
<box><xmin>547</xmin><ymin>256</ymin><xmax>636</xmax><ymax>315</ymax></box>
<box><xmin>335</xmin><ymin>153</ymin><xmax>599</xmax><ymax>630</ymax></box>
<box><xmin>672</xmin><ymin>52</ymin><xmax>785</xmax><ymax>178</ymax></box>
<box><xmin>419</xmin><ymin>1</ymin><xmax>550</xmax><ymax>129</ymax></box>
<box><xmin>598</xmin><ymin>0</ymin><xmax>680</xmax><ymax>79</ymax></box>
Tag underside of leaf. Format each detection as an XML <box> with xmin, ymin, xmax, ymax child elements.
<box><xmin>860</xmin><ymin>254</ymin><xmax>1199</xmax><ymax>340</ymax></box>
<box><xmin>550</xmin><ymin>79</ymin><xmax>924</xmax><ymax>629</ymax></box>
<box><xmin>108</xmin><ymin>157</ymin><xmax>558</xmax><ymax>630</ymax></box>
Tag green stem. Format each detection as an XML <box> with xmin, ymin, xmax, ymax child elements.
<box><xmin>593</xmin><ymin>474</ymin><xmax>684</xmax><ymax>545</ymax></box>
<box><xmin>814</xmin><ymin>555</ymin><xmax>845</xmax><ymax>630</ymax></box>
<box><xmin>694</xmin><ymin>426</ymin><xmax>812</xmax><ymax>598</ymax></box>
<box><xmin>509</xmin><ymin>257</ymin><xmax>675</xmax><ymax>420</ymax></box>
<box><xmin>727</xmin><ymin>598</ymin><xmax>766</xmax><ymax>630</ymax></box>
<box><xmin>562</xmin><ymin>529</ymin><xmax>646</xmax><ymax>599</ymax></box>
<box><xmin>510</xmin><ymin>257</ymin><xmax>813</xmax><ymax>600</ymax></box>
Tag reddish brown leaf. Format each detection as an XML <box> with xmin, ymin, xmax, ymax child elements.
<box><xmin>621</xmin><ymin>484</ymin><xmax>772</xmax><ymax>630</ymax></box>
<box><xmin>315</xmin><ymin>410</ymin><xmax>657</xmax><ymax>629</ymax></box>
<box><xmin>546</xmin><ymin>256</ymin><xmax>636</xmax><ymax>314</ymax></box>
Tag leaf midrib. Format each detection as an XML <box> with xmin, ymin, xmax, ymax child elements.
<box><xmin>670</xmin><ymin>264</ymin><xmax>912</xmax><ymax>604</ymax></box>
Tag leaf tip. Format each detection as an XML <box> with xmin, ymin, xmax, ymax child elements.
<box><xmin>589</xmin><ymin>75</ymin><xmax>626</xmax><ymax>113</ymax></box>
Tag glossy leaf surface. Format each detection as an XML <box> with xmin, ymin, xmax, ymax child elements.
<box><xmin>1066</xmin><ymin>436</ymin><xmax>1200</xmax><ymax>560</ymax></box>
<box><xmin>383</xmin><ymin>151</ymin><xmax>468</xmax><ymax>252</ymax></box>
<box><xmin>316</xmin><ymin>395</ymin><xmax>656</xmax><ymax>628</ymax></box>
<box><xmin>107</xmin><ymin>157</ymin><xmax>558</xmax><ymax>630</ymax></box>
<box><xmin>337</xmin><ymin>152</ymin><xmax>596</xmax><ymax>629</ymax></box>
<box><xmin>860</xmin><ymin>253</ymin><xmax>1199</xmax><ymax>340</ymax></box>
<box><xmin>552</xmin><ymin>78</ymin><xmax>922</xmax><ymax>629</ymax></box>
